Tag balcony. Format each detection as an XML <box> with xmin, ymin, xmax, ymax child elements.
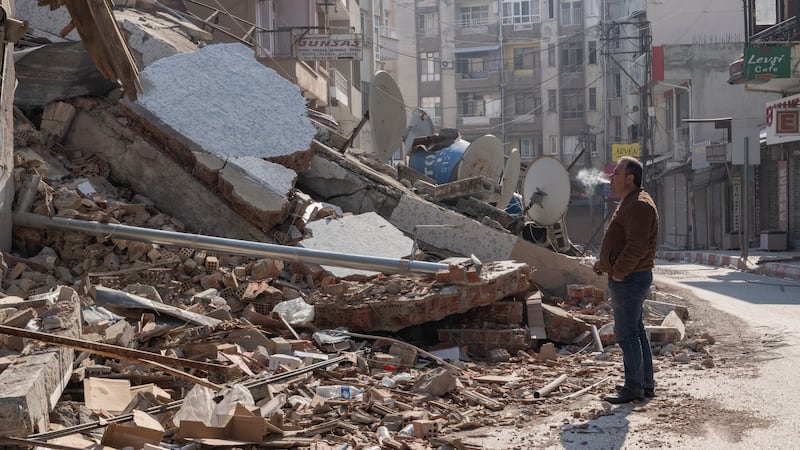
<box><xmin>751</xmin><ymin>16</ymin><xmax>800</xmax><ymax>45</ymax></box>
<box><xmin>504</xmin><ymin>67</ymin><xmax>541</xmax><ymax>87</ymax></box>
<box><xmin>455</xmin><ymin>22</ymin><xmax>499</xmax><ymax>44</ymax></box>
<box><xmin>730</xmin><ymin>15</ymin><xmax>800</xmax><ymax>94</ymax></box>
<box><xmin>455</xmin><ymin>70</ymin><xmax>501</xmax><ymax>89</ymax></box>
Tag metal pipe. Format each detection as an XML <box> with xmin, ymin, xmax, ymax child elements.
<box><xmin>13</xmin><ymin>212</ymin><xmax>449</xmax><ymax>275</ymax></box>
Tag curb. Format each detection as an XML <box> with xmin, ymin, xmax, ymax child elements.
<box><xmin>656</xmin><ymin>251</ymin><xmax>800</xmax><ymax>282</ymax></box>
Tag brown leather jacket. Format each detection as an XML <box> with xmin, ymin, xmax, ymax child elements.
<box><xmin>597</xmin><ymin>188</ymin><xmax>659</xmax><ymax>279</ymax></box>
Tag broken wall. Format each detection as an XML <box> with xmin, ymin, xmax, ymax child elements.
<box><xmin>0</xmin><ymin>0</ymin><xmax>17</xmax><ymax>251</ymax></box>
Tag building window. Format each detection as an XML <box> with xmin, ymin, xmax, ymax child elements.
<box><xmin>418</xmin><ymin>12</ymin><xmax>439</xmax><ymax>37</ymax></box>
<box><xmin>588</xmin><ymin>41</ymin><xmax>597</xmax><ymax>64</ymax></box>
<box><xmin>255</xmin><ymin>0</ymin><xmax>275</xmax><ymax>58</ymax></box>
<box><xmin>421</xmin><ymin>96</ymin><xmax>442</xmax><ymax>126</ymax></box>
<box><xmin>420</xmin><ymin>51</ymin><xmax>440</xmax><ymax>82</ymax></box>
<box><xmin>613</xmin><ymin>72</ymin><xmax>621</xmax><ymax>97</ymax></box>
<box><xmin>548</xmin><ymin>45</ymin><xmax>555</xmax><ymax>67</ymax></box>
<box><xmin>513</xmin><ymin>47</ymin><xmax>537</xmax><ymax>70</ymax></box>
<box><xmin>457</xmin><ymin>5</ymin><xmax>489</xmax><ymax>27</ymax></box>
<box><xmin>502</xmin><ymin>0</ymin><xmax>541</xmax><ymax>24</ymax></box>
<box><xmin>520</xmin><ymin>138</ymin><xmax>534</xmax><ymax>158</ymax></box>
<box><xmin>458</xmin><ymin>93</ymin><xmax>486</xmax><ymax>117</ymax></box>
<box><xmin>549</xmin><ymin>135</ymin><xmax>557</xmax><ymax>154</ymax></box>
<box><xmin>547</xmin><ymin>0</ymin><xmax>555</xmax><ymax>19</ymax></box>
<box><xmin>587</xmin><ymin>0</ymin><xmax>597</xmax><ymax>17</ymax></box>
<box><xmin>588</xmin><ymin>87</ymin><xmax>597</xmax><ymax>111</ymax></box>
<box><xmin>548</xmin><ymin>89</ymin><xmax>557</xmax><ymax>112</ymax></box>
<box><xmin>560</xmin><ymin>0</ymin><xmax>583</xmax><ymax>26</ymax></box>
<box><xmin>560</xmin><ymin>89</ymin><xmax>584</xmax><ymax>119</ymax></box>
<box><xmin>561</xmin><ymin>41</ymin><xmax>583</xmax><ymax>72</ymax></box>
<box><xmin>456</xmin><ymin>51</ymin><xmax>496</xmax><ymax>79</ymax></box>
<box><xmin>561</xmin><ymin>135</ymin><xmax>580</xmax><ymax>163</ymax></box>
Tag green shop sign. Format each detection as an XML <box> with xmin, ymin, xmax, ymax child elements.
<box><xmin>744</xmin><ymin>47</ymin><xmax>791</xmax><ymax>80</ymax></box>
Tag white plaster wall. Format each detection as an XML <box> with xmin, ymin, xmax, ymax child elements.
<box><xmin>648</xmin><ymin>0</ymin><xmax>744</xmax><ymax>46</ymax></box>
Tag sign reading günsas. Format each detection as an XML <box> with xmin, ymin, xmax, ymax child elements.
<box><xmin>295</xmin><ymin>34</ymin><xmax>363</xmax><ymax>61</ymax></box>
<box><xmin>744</xmin><ymin>46</ymin><xmax>790</xmax><ymax>80</ymax></box>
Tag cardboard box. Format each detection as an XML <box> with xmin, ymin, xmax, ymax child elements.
<box><xmin>176</xmin><ymin>403</ymin><xmax>268</xmax><ymax>444</ymax></box>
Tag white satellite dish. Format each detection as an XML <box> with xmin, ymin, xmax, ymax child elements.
<box><xmin>403</xmin><ymin>107</ymin><xmax>435</xmax><ymax>158</ymax></box>
<box><xmin>521</xmin><ymin>156</ymin><xmax>571</xmax><ymax>226</ymax></box>
<box><xmin>369</xmin><ymin>71</ymin><xmax>407</xmax><ymax>161</ymax></box>
<box><xmin>456</xmin><ymin>134</ymin><xmax>504</xmax><ymax>181</ymax></box>
<box><xmin>498</xmin><ymin>147</ymin><xmax>520</xmax><ymax>209</ymax></box>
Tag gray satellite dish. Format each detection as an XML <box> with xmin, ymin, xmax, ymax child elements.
<box><xmin>521</xmin><ymin>156</ymin><xmax>571</xmax><ymax>226</ymax></box>
<box><xmin>499</xmin><ymin>147</ymin><xmax>520</xmax><ymax>209</ymax></box>
<box><xmin>369</xmin><ymin>71</ymin><xmax>407</xmax><ymax>161</ymax></box>
<box><xmin>456</xmin><ymin>134</ymin><xmax>504</xmax><ymax>181</ymax></box>
<box><xmin>403</xmin><ymin>107</ymin><xmax>435</xmax><ymax>158</ymax></box>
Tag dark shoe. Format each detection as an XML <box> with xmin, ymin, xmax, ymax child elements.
<box><xmin>605</xmin><ymin>387</ymin><xmax>644</xmax><ymax>404</ymax></box>
<box><xmin>616</xmin><ymin>384</ymin><xmax>655</xmax><ymax>398</ymax></box>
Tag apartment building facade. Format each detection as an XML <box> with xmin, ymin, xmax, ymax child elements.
<box><xmin>410</xmin><ymin>0</ymin><xmax>615</xmax><ymax>172</ymax></box>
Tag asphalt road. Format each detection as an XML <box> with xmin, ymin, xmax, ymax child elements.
<box><xmin>649</xmin><ymin>262</ymin><xmax>800</xmax><ymax>449</ymax></box>
<box><xmin>473</xmin><ymin>261</ymin><xmax>800</xmax><ymax>449</ymax></box>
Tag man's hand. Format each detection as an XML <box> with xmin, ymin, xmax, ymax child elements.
<box><xmin>612</xmin><ymin>275</ymin><xmax>624</xmax><ymax>282</ymax></box>
<box><xmin>593</xmin><ymin>261</ymin><xmax>602</xmax><ymax>276</ymax></box>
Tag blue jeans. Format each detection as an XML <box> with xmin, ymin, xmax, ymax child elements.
<box><xmin>609</xmin><ymin>270</ymin><xmax>654</xmax><ymax>393</ymax></box>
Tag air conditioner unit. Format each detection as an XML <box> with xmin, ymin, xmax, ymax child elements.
<box><xmin>441</xmin><ymin>60</ymin><xmax>452</xmax><ymax>69</ymax></box>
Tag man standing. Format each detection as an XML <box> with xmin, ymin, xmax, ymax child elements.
<box><xmin>593</xmin><ymin>156</ymin><xmax>659</xmax><ymax>404</ymax></box>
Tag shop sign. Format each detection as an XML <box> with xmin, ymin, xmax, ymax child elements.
<box><xmin>705</xmin><ymin>142</ymin><xmax>728</xmax><ymax>163</ymax></box>
<box><xmin>295</xmin><ymin>34</ymin><xmax>363</xmax><ymax>61</ymax></box>
<box><xmin>611</xmin><ymin>143</ymin><xmax>640</xmax><ymax>161</ymax></box>
<box><xmin>775</xmin><ymin>109</ymin><xmax>799</xmax><ymax>134</ymax></box>
<box><xmin>765</xmin><ymin>92</ymin><xmax>800</xmax><ymax>145</ymax></box>
<box><xmin>744</xmin><ymin>47</ymin><xmax>790</xmax><ymax>80</ymax></box>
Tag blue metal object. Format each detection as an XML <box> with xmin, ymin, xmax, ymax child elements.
<box><xmin>408</xmin><ymin>139</ymin><xmax>471</xmax><ymax>184</ymax></box>
<box><xmin>504</xmin><ymin>192</ymin><xmax>524</xmax><ymax>217</ymax></box>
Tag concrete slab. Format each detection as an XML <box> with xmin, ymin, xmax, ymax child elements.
<box><xmin>115</xmin><ymin>9</ymin><xmax>204</xmax><ymax>69</ymax></box>
<box><xmin>135</xmin><ymin>43</ymin><xmax>315</xmax><ymax>160</ymax></box>
<box><xmin>0</xmin><ymin>286</ymin><xmax>82</xmax><ymax>435</ymax></box>
<box><xmin>65</xmin><ymin>110</ymin><xmax>270</xmax><ymax>240</ymax></box>
<box><xmin>301</xmin><ymin>212</ymin><xmax>414</xmax><ymax>278</ymax></box>
<box><xmin>218</xmin><ymin>157</ymin><xmax>297</xmax><ymax>231</ymax></box>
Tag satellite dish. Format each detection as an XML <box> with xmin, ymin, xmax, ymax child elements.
<box><xmin>369</xmin><ymin>71</ymin><xmax>407</xmax><ymax>161</ymax></box>
<box><xmin>521</xmin><ymin>156</ymin><xmax>571</xmax><ymax>226</ymax></box>
<box><xmin>499</xmin><ymin>147</ymin><xmax>520</xmax><ymax>209</ymax></box>
<box><xmin>403</xmin><ymin>107</ymin><xmax>435</xmax><ymax>158</ymax></box>
<box><xmin>456</xmin><ymin>134</ymin><xmax>504</xmax><ymax>181</ymax></box>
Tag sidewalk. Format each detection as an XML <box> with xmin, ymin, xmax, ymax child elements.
<box><xmin>657</xmin><ymin>249</ymin><xmax>800</xmax><ymax>282</ymax></box>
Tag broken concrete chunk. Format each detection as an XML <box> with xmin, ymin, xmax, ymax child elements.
<box><xmin>41</xmin><ymin>101</ymin><xmax>77</xmax><ymax>142</ymax></box>
<box><xmin>413</xmin><ymin>368</ymin><xmax>457</xmax><ymax>397</ymax></box>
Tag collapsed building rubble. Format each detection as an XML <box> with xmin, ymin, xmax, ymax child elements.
<box><xmin>0</xmin><ymin>106</ymin><xmax>709</xmax><ymax>449</ymax></box>
<box><xmin>0</xmin><ymin>3</ymin><xmax>718</xmax><ymax>449</ymax></box>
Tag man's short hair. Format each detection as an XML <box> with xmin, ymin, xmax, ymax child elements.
<box><xmin>619</xmin><ymin>156</ymin><xmax>643</xmax><ymax>188</ymax></box>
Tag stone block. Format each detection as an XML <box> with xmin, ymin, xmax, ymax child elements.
<box><xmin>0</xmin><ymin>286</ymin><xmax>81</xmax><ymax>435</ymax></box>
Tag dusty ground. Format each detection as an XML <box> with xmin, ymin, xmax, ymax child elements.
<box><xmin>441</xmin><ymin>267</ymin><xmax>777</xmax><ymax>449</ymax></box>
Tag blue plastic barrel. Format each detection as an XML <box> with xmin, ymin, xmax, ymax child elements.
<box><xmin>408</xmin><ymin>139</ymin><xmax>470</xmax><ymax>184</ymax></box>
